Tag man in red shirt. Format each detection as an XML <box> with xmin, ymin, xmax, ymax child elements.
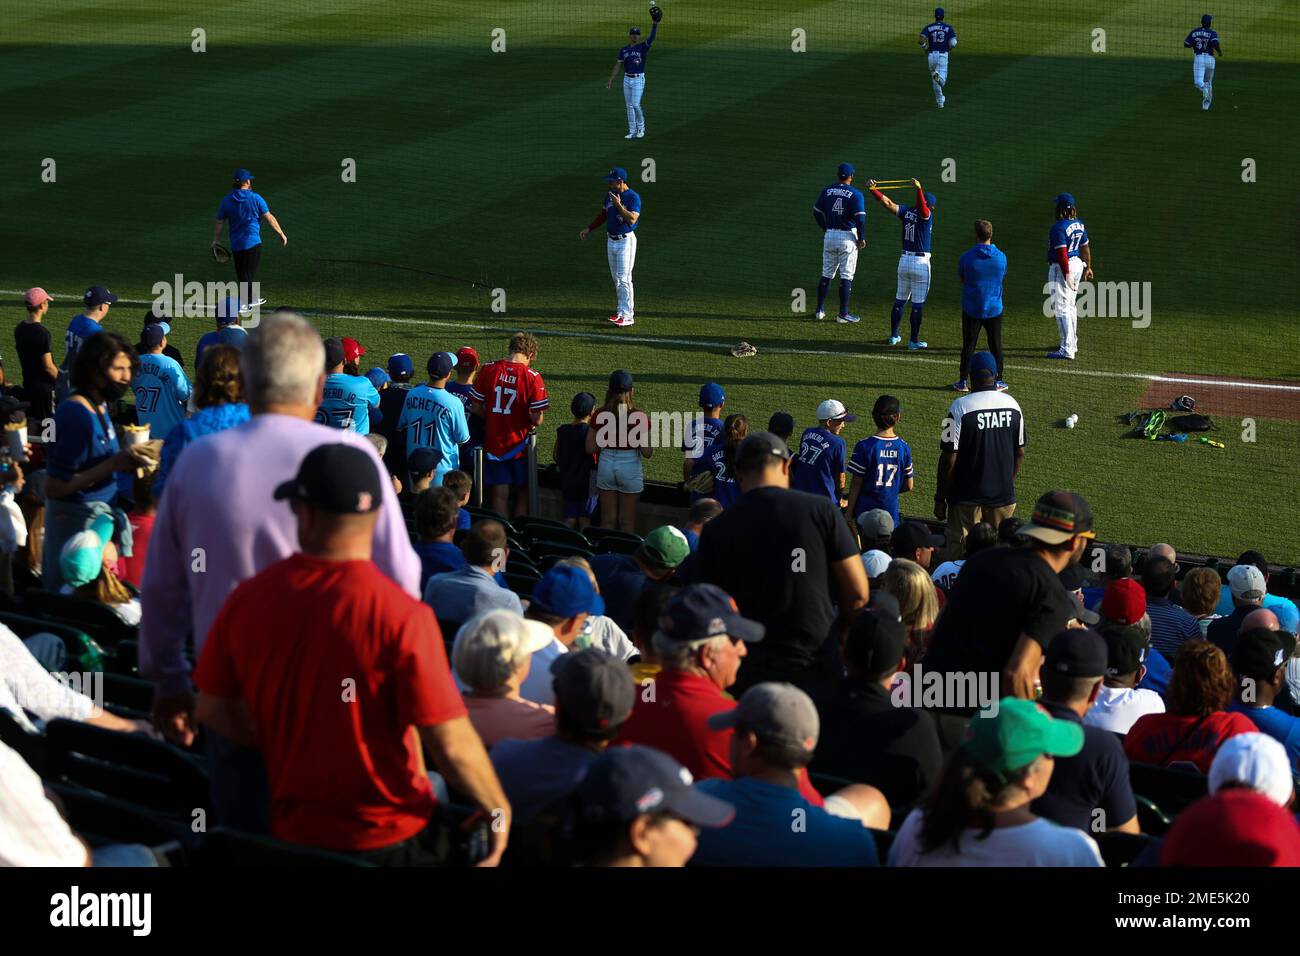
<box><xmin>468</xmin><ymin>332</ymin><xmax>548</xmax><ymax>517</ymax></box>
<box><xmin>194</xmin><ymin>443</ymin><xmax>510</xmax><ymax>865</ymax></box>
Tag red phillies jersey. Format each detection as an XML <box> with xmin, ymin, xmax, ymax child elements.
<box><xmin>468</xmin><ymin>360</ymin><xmax>549</xmax><ymax>459</ymax></box>
<box><xmin>194</xmin><ymin>553</ymin><xmax>466</xmax><ymax>851</ymax></box>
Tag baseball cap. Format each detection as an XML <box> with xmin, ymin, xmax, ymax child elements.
<box><xmin>0</xmin><ymin>395</ymin><xmax>31</xmax><ymax>424</ymax></box>
<box><xmin>1231</xmin><ymin>627</ymin><xmax>1297</xmax><ymax>683</ymax></box>
<box><xmin>575</xmin><ymin>745</ymin><xmax>735</xmax><ymax>828</ymax></box>
<box><xmin>141</xmin><ymin>324</ymin><xmax>166</xmax><ymax>349</ymax></box>
<box><xmin>962</xmin><ymin>697</ymin><xmax>1084</xmax><ymax>780</ymax></box>
<box><xmin>571</xmin><ymin>391</ymin><xmax>597</xmax><ymax>418</ymax></box>
<box><xmin>609</xmin><ymin>369</ymin><xmax>634</xmax><ymax>392</ymax></box>
<box><xmin>816</xmin><ymin>399</ymin><xmax>857</xmax><ymax>423</ymax></box>
<box><xmin>1161</xmin><ymin>789</ymin><xmax>1300</xmax><ymax>867</ymax></box>
<box><xmin>427</xmin><ymin>351</ymin><xmax>456</xmax><ymax>379</ymax></box>
<box><xmin>366</xmin><ymin>367</ymin><xmax>391</xmax><ymax>389</ymax></box>
<box><xmin>1056</xmin><ymin>192</ymin><xmax>1077</xmax><ymax>209</ymax></box>
<box><xmin>656</xmin><ymin>583</ymin><xmax>765</xmax><ymax>646</ymax></box>
<box><xmin>23</xmin><ymin>288</ymin><xmax>51</xmax><ymax>308</ymax></box>
<box><xmin>628</xmin><ymin>25</ymin><xmax>641</xmax><ymax>35</ymax></box>
<box><xmin>734</xmin><ymin>431</ymin><xmax>792</xmax><ymax>472</ymax></box>
<box><xmin>857</xmin><ymin>508</ymin><xmax>895</xmax><ymax>539</ymax></box>
<box><xmin>408</xmin><ymin>447</ymin><xmax>443</xmax><ymax>477</ymax></box>
<box><xmin>767</xmin><ymin>412</ymin><xmax>795</xmax><ymax>440</ymax></box>
<box><xmin>1209</xmin><ymin>733</ymin><xmax>1294</xmax><ymax>808</ymax></box>
<box><xmin>273</xmin><ymin>444</ymin><xmax>383</xmax><ymax>514</ymax></box>
<box><xmin>1067</xmin><ymin>589</ymin><xmax>1101</xmax><ymax>626</ymax></box>
<box><xmin>456</xmin><ymin>346</ymin><xmax>479</xmax><ymax>370</ymax></box>
<box><xmin>708</xmin><ymin>683</ymin><xmax>820</xmax><ymax>757</ymax></box>
<box><xmin>935</xmin><ymin>7</ymin><xmax>946</xmax><ymax>19</ymax></box>
<box><xmin>861</xmin><ymin>549</ymin><xmax>892</xmax><ymax>580</ymax></box>
<box><xmin>529</xmin><ymin>565</ymin><xmax>606</xmax><ymax>618</ymax></box>
<box><xmin>1043</xmin><ymin>628</ymin><xmax>1107</xmax><ymax>678</ymax></box>
<box><xmin>83</xmin><ymin>285</ymin><xmax>118</xmax><ymax>308</ymax></box>
<box><xmin>342</xmin><ymin>337</ymin><xmax>365</xmax><ymax>364</ymax></box>
<box><xmin>216</xmin><ymin>296</ymin><xmax>241</xmax><ymax>324</ymax></box>
<box><xmin>641</xmin><ymin>525</ymin><xmax>691</xmax><ymax>569</ymax></box>
<box><xmin>59</xmin><ymin>514</ymin><xmax>115</xmax><ymax>589</ymax></box>
<box><xmin>1101</xmin><ymin>578</ymin><xmax>1146</xmax><ymax>626</ymax></box>
<box><xmin>1020</xmin><ymin>491</ymin><xmax>1096</xmax><ymax>545</ymax></box>
<box><xmin>892</xmin><ymin>520</ymin><xmax>941</xmax><ymax>555</ymax></box>
<box><xmin>550</xmin><ymin>648</ymin><xmax>636</xmax><ymax>735</ymax></box>
<box><xmin>605</xmin><ymin>167</ymin><xmax>629</xmax><ymax>183</ymax></box>
<box><xmin>232</xmin><ymin>168</ymin><xmax>255</xmax><ymax>181</ymax></box>
<box><xmin>217</xmin><ymin>325</ymin><xmax>248</xmax><ymax>350</ymax></box>
<box><xmin>924</xmin><ymin>192</ymin><xmax>937</xmax><ymax>209</ymax></box>
<box><xmin>838</xmin><ymin>162</ymin><xmax>855</xmax><ymax>178</ymax></box>
<box><xmin>1228</xmin><ymin>563</ymin><xmax>1267</xmax><ymax>603</ymax></box>
<box><xmin>1101</xmin><ymin>624</ymin><xmax>1149</xmax><ymax>677</ymax></box>
<box><xmin>323</xmin><ymin>337</ymin><xmax>346</xmax><ymax>369</ymax></box>
<box><xmin>452</xmin><ymin>610</ymin><xmax>554</xmax><ymax>683</ymax></box>
<box><xmin>1202</xmin><ymin>14</ymin><xmax>1213</xmax><ymax>27</ymax></box>
<box><xmin>969</xmin><ymin>351</ymin><xmax>998</xmax><ymax>383</ymax></box>
<box><xmin>388</xmin><ymin>353</ymin><xmax>415</xmax><ymax>380</ymax></box>
<box><xmin>844</xmin><ymin>607</ymin><xmax>907</xmax><ymax>679</ymax></box>
<box><xmin>699</xmin><ymin>382</ymin><xmax>726</xmax><ymax>408</ymax></box>
<box><xmin>1059</xmin><ymin>563</ymin><xmax>1086</xmax><ymax>592</ymax></box>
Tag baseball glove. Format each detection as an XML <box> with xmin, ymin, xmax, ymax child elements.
<box><xmin>211</xmin><ymin>243</ymin><xmax>232</xmax><ymax>264</ymax></box>
<box><xmin>730</xmin><ymin>341</ymin><xmax>757</xmax><ymax>358</ymax></box>
<box><xmin>649</xmin><ymin>4</ymin><xmax>663</xmax><ymax>23</ymax></box>
<box><xmin>684</xmin><ymin>470</ymin><xmax>714</xmax><ymax>494</ymax></box>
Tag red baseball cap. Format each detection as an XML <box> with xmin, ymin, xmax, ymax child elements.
<box><xmin>1161</xmin><ymin>789</ymin><xmax>1300</xmax><ymax>867</ymax></box>
<box><xmin>456</xmin><ymin>346</ymin><xmax>479</xmax><ymax>370</ymax></box>
<box><xmin>342</xmin><ymin>337</ymin><xmax>365</xmax><ymax>363</ymax></box>
<box><xmin>24</xmin><ymin>288</ymin><xmax>51</xmax><ymax>307</ymax></box>
<box><xmin>1101</xmin><ymin>578</ymin><xmax>1145</xmax><ymax>625</ymax></box>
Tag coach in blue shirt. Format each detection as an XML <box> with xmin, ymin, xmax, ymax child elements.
<box><xmin>955</xmin><ymin>219</ymin><xmax>1008</xmax><ymax>391</ymax></box>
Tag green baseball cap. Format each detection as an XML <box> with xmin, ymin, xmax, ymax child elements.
<box><xmin>962</xmin><ymin>697</ymin><xmax>1084</xmax><ymax>779</ymax></box>
<box><xmin>641</xmin><ymin>525</ymin><xmax>691</xmax><ymax>569</ymax></box>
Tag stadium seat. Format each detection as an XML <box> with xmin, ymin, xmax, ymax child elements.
<box><xmin>198</xmin><ymin>827</ymin><xmax>375</xmax><ymax>867</ymax></box>
<box><xmin>47</xmin><ymin>781</ymin><xmax>197</xmax><ymax>851</ymax></box>
<box><xmin>502</xmin><ymin>572</ymin><xmax>536</xmax><ymax>597</ymax></box>
<box><xmin>1095</xmin><ymin>831</ymin><xmax>1156</xmax><ymax>868</ymax></box>
<box><xmin>1133</xmin><ymin>795</ymin><xmax>1173</xmax><ymax>836</ymax></box>
<box><xmin>0</xmin><ymin>611</ymin><xmax>102</xmax><ymax>671</ymax></box>
<box><xmin>102</xmin><ymin>672</ymin><xmax>155</xmax><ymax>713</ymax></box>
<box><xmin>523</xmin><ymin>524</ymin><xmax>593</xmax><ymax>551</ymax></box>
<box><xmin>583</xmin><ymin>527</ymin><xmax>643</xmax><ymax>549</ymax></box>
<box><xmin>595</xmin><ymin>537</ymin><xmax>642</xmax><ymax>557</ymax></box>
<box><xmin>465</xmin><ymin>506</ymin><xmax>515</xmax><ymax>535</ymax></box>
<box><xmin>528</xmin><ymin>540</ymin><xmax>595</xmax><ymax>562</ymax></box>
<box><xmin>807</xmin><ymin>770</ymin><xmax>855</xmax><ymax>798</ymax></box>
<box><xmin>0</xmin><ymin>707</ymin><xmax>48</xmax><ymax>774</ymax></box>
<box><xmin>506</xmin><ymin>551</ymin><xmax>540</xmax><ymax>575</ymax></box>
<box><xmin>1129</xmin><ymin>763</ymin><xmax>1207</xmax><ymax>819</ymax></box>
<box><xmin>22</xmin><ymin>588</ymin><xmax>137</xmax><ymax>647</ymax></box>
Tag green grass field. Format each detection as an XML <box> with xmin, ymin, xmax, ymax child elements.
<box><xmin>2</xmin><ymin>0</ymin><xmax>1298</xmax><ymax>561</ymax></box>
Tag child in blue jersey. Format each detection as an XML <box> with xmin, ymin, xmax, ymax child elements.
<box><xmin>133</xmin><ymin>324</ymin><xmax>192</xmax><ymax>440</ymax></box>
<box><xmin>846</xmin><ymin>394</ymin><xmax>915</xmax><ymax>526</ymax></box>
<box><xmin>790</xmin><ymin>400</ymin><xmax>855</xmax><ymax>506</ymax></box>
<box><xmin>689</xmin><ymin>413</ymin><xmax>748</xmax><ymax>509</ymax></box>
<box><xmin>315</xmin><ymin>337</ymin><xmax>380</xmax><ymax>434</ymax></box>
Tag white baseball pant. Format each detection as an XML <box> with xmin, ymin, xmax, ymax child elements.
<box><xmin>1048</xmin><ymin>257</ymin><xmax>1085</xmax><ymax>358</ymax></box>
<box><xmin>1193</xmin><ymin>54</ymin><xmax>1215</xmax><ymax>106</ymax></box>
<box><xmin>822</xmin><ymin>229</ymin><xmax>859</xmax><ymax>280</ymax></box>
<box><xmin>928</xmin><ymin>52</ymin><xmax>948</xmax><ymax>106</ymax></box>
<box><xmin>623</xmin><ymin>74</ymin><xmax>646</xmax><ymax>135</ymax></box>
<box><xmin>896</xmin><ymin>253</ymin><xmax>932</xmax><ymax>304</ymax></box>
<box><xmin>608</xmin><ymin>233</ymin><xmax>637</xmax><ymax>319</ymax></box>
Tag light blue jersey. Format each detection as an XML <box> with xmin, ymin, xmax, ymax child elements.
<box><xmin>399</xmin><ymin>383</ymin><xmax>470</xmax><ymax>483</ymax></box>
<box><xmin>315</xmin><ymin>372</ymin><xmax>381</xmax><ymax>435</ymax></box>
<box><xmin>133</xmin><ymin>353</ymin><xmax>192</xmax><ymax>439</ymax></box>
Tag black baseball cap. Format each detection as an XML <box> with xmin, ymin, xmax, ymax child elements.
<box><xmin>576</xmin><ymin>745</ymin><xmax>735</xmax><ymax>828</ymax></box>
<box><xmin>1043</xmin><ymin>628</ymin><xmax>1107</xmax><ymax>678</ymax></box>
<box><xmin>274</xmin><ymin>444</ymin><xmax>384</xmax><ymax>514</ymax></box>
<box><xmin>845</xmin><ymin>608</ymin><xmax>908</xmax><ymax>680</ymax></box>
<box><xmin>323</xmin><ymin>337</ymin><xmax>346</xmax><ymax>369</ymax></box>
<box><xmin>609</xmin><ymin>369</ymin><xmax>634</xmax><ymax>392</ymax></box>
<box><xmin>1021</xmin><ymin>491</ymin><xmax>1096</xmax><ymax>545</ymax></box>
<box><xmin>571</xmin><ymin>391</ymin><xmax>597</xmax><ymax>418</ymax></box>
<box><xmin>734</xmin><ymin>431</ymin><xmax>792</xmax><ymax>472</ymax></box>
<box><xmin>767</xmin><ymin>412</ymin><xmax>795</xmax><ymax>440</ymax></box>
<box><xmin>892</xmin><ymin>520</ymin><xmax>942</xmax><ymax>554</ymax></box>
<box><xmin>656</xmin><ymin>583</ymin><xmax>765</xmax><ymax>645</ymax></box>
<box><xmin>1232</xmin><ymin>628</ymin><xmax>1297</xmax><ymax>683</ymax></box>
<box><xmin>1059</xmin><ymin>564</ymin><xmax>1086</xmax><ymax>591</ymax></box>
<box><xmin>408</xmin><ymin>447</ymin><xmax>443</xmax><ymax>476</ymax></box>
<box><xmin>0</xmin><ymin>395</ymin><xmax>30</xmax><ymax>424</ymax></box>
<box><xmin>1101</xmin><ymin>625</ymin><xmax>1149</xmax><ymax>677</ymax></box>
<box><xmin>550</xmin><ymin>648</ymin><xmax>636</xmax><ymax>735</ymax></box>
<box><xmin>141</xmin><ymin>324</ymin><xmax>166</xmax><ymax>350</ymax></box>
<box><xmin>83</xmin><ymin>285</ymin><xmax>118</xmax><ymax>308</ymax></box>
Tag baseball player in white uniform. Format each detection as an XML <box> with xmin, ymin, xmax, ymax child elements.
<box><xmin>919</xmin><ymin>8</ymin><xmax>956</xmax><ymax>108</ymax></box>
<box><xmin>580</xmin><ymin>167</ymin><xmax>642</xmax><ymax>327</ymax></box>
<box><xmin>811</xmin><ymin>163</ymin><xmax>867</xmax><ymax>324</ymax></box>
<box><xmin>1185</xmin><ymin>15</ymin><xmax>1223</xmax><ymax>110</ymax></box>
<box><xmin>1046</xmin><ymin>192</ymin><xmax>1093</xmax><ymax>361</ymax></box>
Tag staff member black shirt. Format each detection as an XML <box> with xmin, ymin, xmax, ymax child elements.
<box><xmin>942</xmin><ymin>389</ymin><xmax>1025</xmax><ymax>506</ymax></box>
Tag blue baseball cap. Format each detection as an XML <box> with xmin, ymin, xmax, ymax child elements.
<box><xmin>530</xmin><ymin>565</ymin><xmax>606</xmax><ymax>619</ymax></box>
<box><xmin>232</xmin><ymin>168</ymin><xmax>254</xmax><ymax>182</ymax></box>
<box><xmin>609</xmin><ymin>369</ymin><xmax>634</xmax><ymax>392</ymax></box>
<box><xmin>838</xmin><ymin>162</ymin><xmax>855</xmax><ymax>179</ymax></box>
<box><xmin>217</xmin><ymin>325</ymin><xmax>248</xmax><ymax>350</ymax></box>
<box><xmin>924</xmin><ymin>192</ymin><xmax>937</xmax><ymax>208</ymax></box>
<box><xmin>1056</xmin><ymin>192</ymin><xmax>1077</xmax><ymax>209</ymax></box>
<box><xmin>656</xmin><ymin>583</ymin><xmax>766</xmax><ymax>645</ymax></box>
<box><xmin>427</xmin><ymin>351</ymin><xmax>457</xmax><ymax>379</ymax></box>
<box><xmin>83</xmin><ymin>285</ymin><xmax>118</xmax><ymax>308</ymax></box>
<box><xmin>629</xmin><ymin>26</ymin><xmax>641</xmax><ymax>35</ymax></box>
<box><xmin>699</xmin><ymin>382</ymin><xmax>726</xmax><ymax>408</ymax></box>
<box><xmin>605</xmin><ymin>167</ymin><xmax>629</xmax><ymax>183</ymax></box>
<box><xmin>141</xmin><ymin>324</ymin><xmax>166</xmax><ymax>349</ymax></box>
<box><xmin>576</xmin><ymin>745</ymin><xmax>735</xmax><ymax>828</ymax></box>
<box><xmin>388</xmin><ymin>353</ymin><xmax>414</xmax><ymax>380</ymax></box>
<box><xmin>1202</xmin><ymin>14</ymin><xmax>1212</xmax><ymax>26</ymax></box>
<box><xmin>366</xmin><ymin>367</ymin><xmax>391</xmax><ymax>389</ymax></box>
<box><xmin>571</xmin><ymin>391</ymin><xmax>597</xmax><ymax>418</ymax></box>
<box><xmin>216</xmin><ymin>296</ymin><xmax>241</xmax><ymax>324</ymax></box>
<box><xmin>970</xmin><ymin>351</ymin><xmax>998</xmax><ymax>383</ymax></box>
<box><xmin>935</xmin><ymin>7</ymin><xmax>945</xmax><ymax>20</ymax></box>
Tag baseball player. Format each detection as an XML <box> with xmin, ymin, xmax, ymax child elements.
<box><xmin>607</xmin><ymin>7</ymin><xmax>662</xmax><ymax>139</ymax></box>
<box><xmin>919</xmin><ymin>7</ymin><xmax>956</xmax><ymax>109</ymax></box>
<box><xmin>811</xmin><ymin>163</ymin><xmax>866</xmax><ymax>324</ymax></box>
<box><xmin>212</xmin><ymin>168</ymin><xmax>287</xmax><ymax>313</ymax></box>
<box><xmin>579</xmin><ymin>167</ymin><xmax>641</xmax><ymax>327</ymax></box>
<box><xmin>1185</xmin><ymin>14</ymin><xmax>1222</xmax><ymax>110</ymax></box>
<box><xmin>1046</xmin><ymin>192</ymin><xmax>1093</xmax><ymax>361</ymax></box>
<box><xmin>868</xmin><ymin>177</ymin><xmax>935</xmax><ymax>349</ymax></box>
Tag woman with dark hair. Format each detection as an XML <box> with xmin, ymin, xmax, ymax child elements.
<box><xmin>688</xmin><ymin>413</ymin><xmax>748</xmax><ymax>509</ymax></box>
<box><xmin>585</xmin><ymin>370</ymin><xmax>652</xmax><ymax>532</ymax></box>
<box><xmin>889</xmin><ymin>698</ymin><xmax>1102</xmax><ymax>866</ymax></box>
<box><xmin>153</xmin><ymin>344</ymin><xmax>250</xmax><ymax>496</ymax></box>
<box><xmin>42</xmin><ymin>332</ymin><xmax>154</xmax><ymax>589</ymax></box>
<box><xmin>1123</xmin><ymin>639</ymin><xmax>1257</xmax><ymax>773</ymax></box>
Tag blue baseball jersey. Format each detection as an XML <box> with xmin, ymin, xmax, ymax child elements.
<box><xmin>791</xmin><ymin>425</ymin><xmax>847</xmax><ymax>503</ymax></box>
<box><xmin>216</xmin><ymin>189</ymin><xmax>270</xmax><ymax>252</ymax></box>
<box><xmin>446</xmin><ymin>380</ymin><xmax>486</xmax><ymax>450</ymax></box>
<box><xmin>62</xmin><ymin>314</ymin><xmax>103</xmax><ymax>370</ymax></box>
<box><xmin>315</xmin><ymin>372</ymin><xmax>381</xmax><ymax>435</ymax></box>
<box><xmin>133</xmin><ymin>353</ymin><xmax>192</xmax><ymax>439</ymax></box>
<box><xmin>921</xmin><ymin>22</ymin><xmax>956</xmax><ymax>52</ymax></box>
<box><xmin>1185</xmin><ymin>27</ymin><xmax>1220</xmax><ymax>54</ymax></box>
<box><xmin>847</xmin><ymin>435</ymin><xmax>914</xmax><ymax>525</ymax></box>
<box><xmin>399</xmin><ymin>383</ymin><xmax>470</xmax><ymax>483</ymax></box>
<box><xmin>605</xmin><ymin>188</ymin><xmax>641</xmax><ymax>237</ymax></box>
<box><xmin>896</xmin><ymin>203</ymin><xmax>934</xmax><ymax>254</ymax></box>
<box><xmin>691</xmin><ymin>440</ymin><xmax>741</xmax><ymax>509</ymax></box>
<box><xmin>682</xmin><ymin>415</ymin><xmax>724</xmax><ymax>458</ymax></box>
<box><xmin>618</xmin><ymin>23</ymin><xmax>657</xmax><ymax>75</ymax></box>
<box><xmin>814</xmin><ymin>184</ymin><xmax>866</xmax><ymax>239</ymax></box>
<box><xmin>1048</xmin><ymin>218</ymin><xmax>1089</xmax><ymax>262</ymax></box>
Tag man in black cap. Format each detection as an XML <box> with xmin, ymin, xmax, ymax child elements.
<box><xmin>812</xmin><ymin>608</ymin><xmax>943</xmax><ymax>812</ymax></box>
<box><xmin>1083</xmin><ymin>625</ymin><xmax>1165</xmax><ymax>735</ymax></box>
<box><xmin>1228</xmin><ymin>627</ymin><xmax>1300</xmax><ymax>768</ymax></box>
<box><xmin>194</xmin><ymin>443</ymin><xmax>510</xmax><ymax>864</ymax></box>
<box><xmin>1030</xmin><ymin>628</ymin><xmax>1140</xmax><ymax>835</ymax></box>
<box><xmin>695</xmin><ymin>431</ymin><xmax>868</xmax><ymax>694</ymax></box>
<box><xmin>892</xmin><ymin>520</ymin><xmax>941</xmax><ymax>572</ymax></box>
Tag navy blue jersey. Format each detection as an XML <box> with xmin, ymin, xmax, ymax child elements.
<box><xmin>1047</xmin><ymin>218</ymin><xmax>1089</xmax><ymax>262</ymax></box>
<box><xmin>813</xmin><ymin>184</ymin><xmax>866</xmax><ymax>238</ymax></box>
<box><xmin>618</xmin><ymin>23</ymin><xmax>657</xmax><ymax>75</ymax></box>
<box><xmin>921</xmin><ymin>22</ymin><xmax>956</xmax><ymax>52</ymax></box>
<box><xmin>897</xmin><ymin>204</ymin><xmax>934</xmax><ymax>254</ymax></box>
<box><xmin>692</xmin><ymin>440</ymin><xmax>741</xmax><ymax>509</ymax></box>
<box><xmin>847</xmin><ymin>435</ymin><xmax>914</xmax><ymax>525</ymax></box>
<box><xmin>605</xmin><ymin>188</ymin><xmax>641</xmax><ymax>237</ymax></box>
<box><xmin>790</xmin><ymin>425</ymin><xmax>847</xmax><ymax>503</ymax></box>
<box><xmin>1185</xmin><ymin>27</ymin><xmax>1220</xmax><ymax>54</ymax></box>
